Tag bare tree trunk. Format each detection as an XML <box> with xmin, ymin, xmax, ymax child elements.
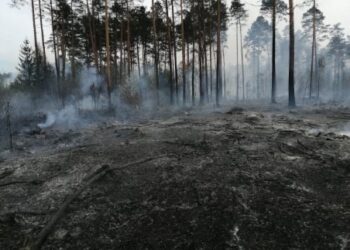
<box><xmin>209</xmin><ymin>1</ymin><xmax>213</xmax><ymax>102</ymax></box>
<box><xmin>199</xmin><ymin>38</ymin><xmax>204</xmax><ymax>105</ymax></box>
<box><xmin>204</xmin><ymin>40</ymin><xmax>209</xmax><ymax>103</ymax></box>
<box><xmin>143</xmin><ymin>40</ymin><xmax>147</xmax><ymax>75</ymax></box>
<box><xmin>315</xmin><ymin>39</ymin><xmax>319</xmax><ymax>100</ymax></box>
<box><xmin>271</xmin><ymin>0</ymin><xmax>277</xmax><ymax>103</ymax></box>
<box><xmin>105</xmin><ymin>0</ymin><xmax>112</xmax><ymax>107</ymax></box>
<box><xmin>209</xmin><ymin>36</ymin><xmax>213</xmax><ymax>101</ymax></box>
<box><xmin>126</xmin><ymin>0</ymin><xmax>131</xmax><ymax>77</ymax></box>
<box><xmin>216</xmin><ymin>0</ymin><xmax>222</xmax><ymax>106</ymax></box>
<box><xmin>86</xmin><ymin>0</ymin><xmax>99</xmax><ymax>70</ymax></box>
<box><xmin>50</xmin><ymin>0</ymin><xmax>60</xmax><ymax>83</ymax></box>
<box><xmin>94</xmin><ymin>6</ymin><xmax>102</xmax><ymax>72</ymax></box>
<box><xmin>152</xmin><ymin>0</ymin><xmax>160</xmax><ymax>105</ymax></box>
<box><xmin>257</xmin><ymin>51</ymin><xmax>260</xmax><ymax>99</ymax></box>
<box><xmin>165</xmin><ymin>0</ymin><xmax>174</xmax><ymax>104</ymax></box>
<box><xmin>223</xmin><ymin>45</ymin><xmax>226</xmax><ymax>99</ymax></box>
<box><xmin>236</xmin><ymin>21</ymin><xmax>239</xmax><ymax>101</ymax></box>
<box><xmin>38</xmin><ymin>0</ymin><xmax>46</xmax><ymax>66</ymax></box>
<box><xmin>61</xmin><ymin>21</ymin><xmax>66</xmax><ymax>83</ymax></box>
<box><xmin>180</xmin><ymin>0</ymin><xmax>187</xmax><ymax>105</ymax></box>
<box><xmin>120</xmin><ymin>21</ymin><xmax>124</xmax><ymax>82</ymax></box>
<box><xmin>171</xmin><ymin>0</ymin><xmax>179</xmax><ymax>103</ymax></box>
<box><xmin>192</xmin><ymin>25</ymin><xmax>196</xmax><ymax>106</ymax></box>
<box><xmin>31</xmin><ymin>0</ymin><xmax>39</xmax><ymax>60</ymax></box>
<box><xmin>288</xmin><ymin>0</ymin><xmax>296</xmax><ymax>107</ymax></box>
<box><xmin>309</xmin><ymin>0</ymin><xmax>316</xmax><ymax>99</ymax></box>
<box><xmin>137</xmin><ymin>39</ymin><xmax>141</xmax><ymax>77</ymax></box>
<box><xmin>239</xmin><ymin>20</ymin><xmax>245</xmax><ymax>101</ymax></box>
<box><xmin>70</xmin><ymin>0</ymin><xmax>76</xmax><ymax>81</ymax></box>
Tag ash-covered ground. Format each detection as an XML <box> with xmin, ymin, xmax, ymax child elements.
<box><xmin>1</xmin><ymin>104</ymin><xmax>350</xmax><ymax>249</ymax></box>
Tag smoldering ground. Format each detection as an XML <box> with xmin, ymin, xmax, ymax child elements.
<box><xmin>1</xmin><ymin>103</ymin><xmax>350</xmax><ymax>249</ymax></box>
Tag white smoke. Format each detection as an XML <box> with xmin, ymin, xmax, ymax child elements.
<box><xmin>37</xmin><ymin>112</ymin><xmax>56</xmax><ymax>129</ymax></box>
<box><xmin>37</xmin><ymin>105</ymin><xmax>82</xmax><ymax>130</ymax></box>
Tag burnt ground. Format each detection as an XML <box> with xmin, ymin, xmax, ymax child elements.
<box><xmin>1</xmin><ymin>105</ymin><xmax>350</xmax><ymax>249</ymax></box>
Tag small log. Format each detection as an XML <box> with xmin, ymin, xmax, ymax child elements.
<box><xmin>30</xmin><ymin>155</ymin><xmax>168</xmax><ymax>250</ymax></box>
<box><xmin>0</xmin><ymin>180</ymin><xmax>44</xmax><ymax>188</ymax></box>
<box><xmin>0</xmin><ymin>169</ymin><xmax>14</xmax><ymax>180</ymax></box>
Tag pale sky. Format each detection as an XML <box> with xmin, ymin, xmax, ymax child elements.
<box><xmin>0</xmin><ymin>0</ymin><xmax>349</xmax><ymax>74</ymax></box>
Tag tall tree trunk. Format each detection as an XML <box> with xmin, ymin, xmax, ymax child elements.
<box><xmin>209</xmin><ymin>0</ymin><xmax>213</xmax><ymax>102</ymax></box>
<box><xmin>257</xmin><ymin>51</ymin><xmax>260</xmax><ymax>99</ymax></box>
<box><xmin>288</xmin><ymin>0</ymin><xmax>296</xmax><ymax>107</ymax></box>
<box><xmin>137</xmin><ymin>39</ymin><xmax>141</xmax><ymax>77</ymax></box>
<box><xmin>198</xmin><ymin>1</ymin><xmax>204</xmax><ymax>105</ymax></box>
<box><xmin>70</xmin><ymin>0</ymin><xmax>76</xmax><ymax>81</ymax></box>
<box><xmin>236</xmin><ymin>21</ymin><xmax>239</xmax><ymax>101</ymax></box>
<box><xmin>171</xmin><ymin>0</ymin><xmax>179</xmax><ymax>103</ymax></box>
<box><xmin>50</xmin><ymin>0</ymin><xmax>59</xmax><ymax>80</ymax></box>
<box><xmin>61</xmin><ymin>14</ymin><xmax>66</xmax><ymax>83</ymax></box>
<box><xmin>223</xmin><ymin>45</ymin><xmax>226</xmax><ymax>99</ymax></box>
<box><xmin>192</xmin><ymin>43</ymin><xmax>196</xmax><ymax>106</ymax></box>
<box><xmin>180</xmin><ymin>0</ymin><xmax>187</xmax><ymax>105</ymax></box>
<box><xmin>152</xmin><ymin>0</ymin><xmax>160</xmax><ymax>105</ymax></box>
<box><xmin>199</xmin><ymin>39</ymin><xmax>204</xmax><ymax>105</ymax></box>
<box><xmin>50</xmin><ymin>0</ymin><xmax>61</xmax><ymax>101</ymax></box>
<box><xmin>120</xmin><ymin>21</ymin><xmax>124</xmax><ymax>81</ymax></box>
<box><xmin>216</xmin><ymin>0</ymin><xmax>222</xmax><ymax>106</ymax></box>
<box><xmin>126</xmin><ymin>0</ymin><xmax>131</xmax><ymax>76</ymax></box>
<box><xmin>86</xmin><ymin>0</ymin><xmax>99</xmax><ymax>70</ymax></box>
<box><xmin>38</xmin><ymin>0</ymin><xmax>46</xmax><ymax>66</ymax></box>
<box><xmin>191</xmin><ymin>21</ymin><xmax>196</xmax><ymax>106</ymax></box>
<box><xmin>209</xmin><ymin>36</ymin><xmax>213</xmax><ymax>101</ymax></box>
<box><xmin>105</xmin><ymin>0</ymin><xmax>112</xmax><ymax>106</ymax></box>
<box><xmin>309</xmin><ymin>0</ymin><xmax>316</xmax><ymax>99</ymax></box>
<box><xmin>271</xmin><ymin>0</ymin><xmax>277</xmax><ymax>103</ymax></box>
<box><xmin>97</xmin><ymin>14</ymin><xmax>103</xmax><ymax>73</ymax></box>
<box><xmin>315</xmin><ymin>39</ymin><xmax>319</xmax><ymax>100</ymax></box>
<box><xmin>165</xmin><ymin>0</ymin><xmax>174</xmax><ymax>104</ymax></box>
<box><xmin>60</xmin><ymin>23</ymin><xmax>67</xmax><ymax>107</ymax></box>
<box><xmin>143</xmin><ymin>40</ymin><xmax>147</xmax><ymax>75</ymax></box>
<box><xmin>239</xmin><ymin>20</ymin><xmax>245</xmax><ymax>101</ymax></box>
<box><xmin>30</xmin><ymin>0</ymin><xmax>39</xmax><ymax>60</ymax></box>
<box><xmin>204</xmin><ymin>40</ymin><xmax>209</xmax><ymax>103</ymax></box>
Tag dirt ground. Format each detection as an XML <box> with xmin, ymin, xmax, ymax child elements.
<box><xmin>1</xmin><ymin>104</ymin><xmax>350</xmax><ymax>249</ymax></box>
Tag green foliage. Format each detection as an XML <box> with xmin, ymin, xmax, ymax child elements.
<box><xmin>327</xmin><ymin>24</ymin><xmax>347</xmax><ymax>57</ymax></box>
<box><xmin>13</xmin><ymin>39</ymin><xmax>55</xmax><ymax>95</ymax></box>
<box><xmin>14</xmin><ymin>39</ymin><xmax>36</xmax><ymax>89</ymax></box>
<box><xmin>230</xmin><ymin>0</ymin><xmax>247</xmax><ymax>22</ymax></box>
<box><xmin>302</xmin><ymin>6</ymin><xmax>328</xmax><ymax>41</ymax></box>
<box><xmin>260</xmin><ymin>0</ymin><xmax>288</xmax><ymax>16</ymax></box>
<box><xmin>245</xmin><ymin>16</ymin><xmax>271</xmax><ymax>54</ymax></box>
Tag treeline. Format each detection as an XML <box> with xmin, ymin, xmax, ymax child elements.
<box><xmin>2</xmin><ymin>0</ymin><xmax>350</xmax><ymax>109</ymax></box>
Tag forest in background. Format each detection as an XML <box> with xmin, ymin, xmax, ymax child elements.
<box><xmin>0</xmin><ymin>0</ymin><xmax>350</xmax><ymax>112</ymax></box>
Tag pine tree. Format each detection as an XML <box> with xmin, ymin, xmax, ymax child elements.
<box><xmin>15</xmin><ymin>39</ymin><xmax>36</xmax><ymax>88</ymax></box>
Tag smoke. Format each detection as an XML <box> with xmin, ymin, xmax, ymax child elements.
<box><xmin>37</xmin><ymin>112</ymin><xmax>55</xmax><ymax>129</ymax></box>
<box><xmin>338</xmin><ymin>122</ymin><xmax>350</xmax><ymax>137</ymax></box>
<box><xmin>36</xmin><ymin>105</ymin><xmax>84</xmax><ymax>130</ymax></box>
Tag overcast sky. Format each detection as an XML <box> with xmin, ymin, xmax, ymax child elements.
<box><xmin>0</xmin><ymin>0</ymin><xmax>349</xmax><ymax>74</ymax></box>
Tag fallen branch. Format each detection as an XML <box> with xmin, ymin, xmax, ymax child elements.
<box><xmin>30</xmin><ymin>164</ymin><xmax>110</xmax><ymax>250</ymax></box>
<box><xmin>0</xmin><ymin>210</ymin><xmax>56</xmax><ymax>222</ymax></box>
<box><xmin>0</xmin><ymin>169</ymin><xmax>14</xmax><ymax>180</ymax></box>
<box><xmin>0</xmin><ymin>180</ymin><xmax>44</xmax><ymax>187</ymax></box>
<box><xmin>30</xmin><ymin>155</ymin><xmax>169</xmax><ymax>250</ymax></box>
